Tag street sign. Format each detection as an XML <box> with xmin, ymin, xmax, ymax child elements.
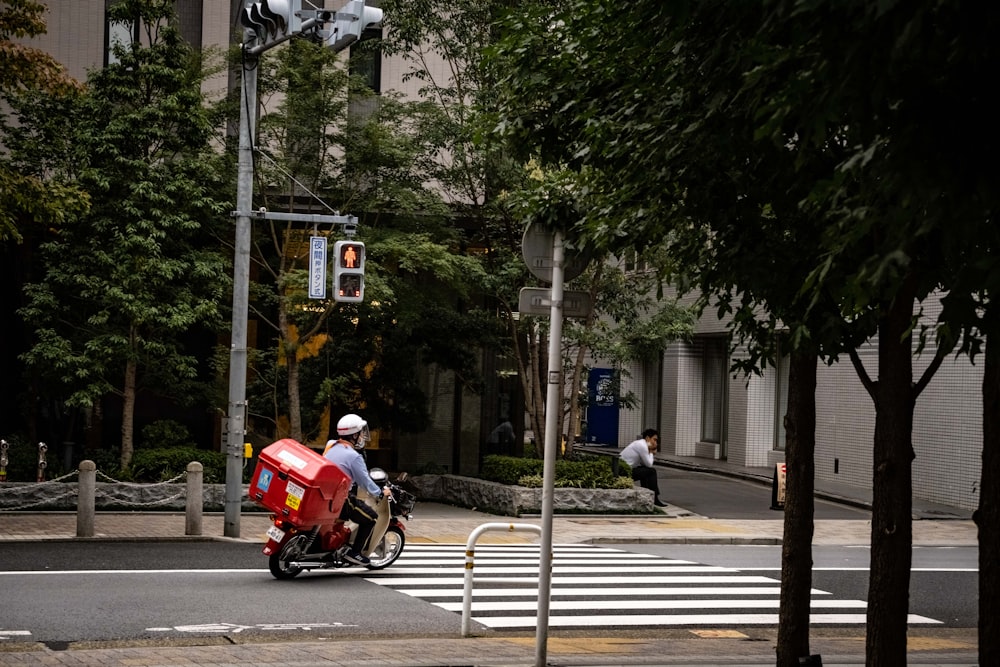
<box><xmin>308</xmin><ymin>236</ymin><xmax>327</xmax><ymax>299</ymax></box>
<box><xmin>518</xmin><ymin>287</ymin><xmax>593</xmax><ymax>318</ymax></box>
<box><xmin>521</xmin><ymin>222</ymin><xmax>591</xmax><ymax>283</ymax></box>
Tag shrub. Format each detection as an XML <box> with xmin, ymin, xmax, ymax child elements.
<box><xmin>481</xmin><ymin>454</ymin><xmax>631</xmax><ymax>489</ymax></box>
<box><xmin>129</xmin><ymin>447</ymin><xmax>228</xmax><ymax>484</ymax></box>
<box><xmin>139</xmin><ymin>420</ymin><xmax>194</xmax><ymax>450</ymax></box>
<box><xmin>481</xmin><ymin>455</ymin><xmax>543</xmax><ymax>485</ymax></box>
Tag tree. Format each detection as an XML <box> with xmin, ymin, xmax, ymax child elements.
<box><xmin>503</xmin><ymin>168</ymin><xmax>696</xmax><ymax>452</ymax></box>
<box><xmin>234</xmin><ymin>33</ymin><xmax>492</xmax><ymax>446</ymax></box>
<box><xmin>0</xmin><ymin>0</ymin><xmax>83</xmax><ymax>244</ymax></box>
<box><xmin>16</xmin><ymin>0</ymin><xmax>228</xmax><ymax>469</ymax></box>
<box><xmin>491</xmin><ymin>1</ymin><xmax>966</xmax><ymax>665</ymax></box>
<box><xmin>381</xmin><ymin>0</ymin><xmax>696</xmax><ymax>456</ymax></box>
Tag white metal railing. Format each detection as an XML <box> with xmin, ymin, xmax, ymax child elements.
<box><xmin>461</xmin><ymin>522</ymin><xmax>543</xmax><ymax>637</ymax></box>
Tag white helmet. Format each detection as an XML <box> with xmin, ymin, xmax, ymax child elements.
<box><xmin>336</xmin><ymin>413</ymin><xmax>370</xmax><ymax>449</ymax></box>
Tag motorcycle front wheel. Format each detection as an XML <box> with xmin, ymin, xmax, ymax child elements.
<box><xmin>269</xmin><ymin>534</ymin><xmax>308</xmax><ymax>580</ymax></box>
<box><xmin>366</xmin><ymin>525</ymin><xmax>405</xmax><ymax>570</ymax></box>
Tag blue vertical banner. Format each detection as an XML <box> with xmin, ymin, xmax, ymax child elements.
<box><xmin>308</xmin><ymin>236</ymin><xmax>327</xmax><ymax>299</ymax></box>
<box><xmin>587</xmin><ymin>368</ymin><xmax>619</xmax><ymax>446</ymax></box>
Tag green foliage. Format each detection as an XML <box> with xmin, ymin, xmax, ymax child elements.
<box><xmin>13</xmin><ymin>0</ymin><xmax>228</xmax><ymax>467</ymax></box>
<box><xmin>129</xmin><ymin>447</ymin><xmax>227</xmax><ymax>484</ymax></box>
<box><xmin>139</xmin><ymin>420</ymin><xmax>193</xmax><ymax>450</ymax></box>
<box><xmin>480</xmin><ymin>454</ymin><xmax>629</xmax><ymax>489</ymax></box>
<box><xmin>481</xmin><ymin>455</ymin><xmax>542</xmax><ymax>485</ymax></box>
<box><xmin>0</xmin><ymin>0</ymin><xmax>84</xmax><ymax>244</ymax></box>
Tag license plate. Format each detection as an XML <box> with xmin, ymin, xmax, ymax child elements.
<box><xmin>266</xmin><ymin>525</ymin><xmax>285</xmax><ymax>542</ymax></box>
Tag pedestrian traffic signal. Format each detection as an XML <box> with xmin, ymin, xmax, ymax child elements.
<box><xmin>333</xmin><ymin>240</ymin><xmax>365</xmax><ymax>303</ymax></box>
<box><xmin>240</xmin><ymin>0</ymin><xmax>302</xmax><ymax>46</ymax></box>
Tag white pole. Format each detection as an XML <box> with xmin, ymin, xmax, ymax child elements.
<box><xmin>535</xmin><ymin>229</ymin><xmax>564</xmax><ymax>667</ymax></box>
<box><xmin>461</xmin><ymin>522</ymin><xmax>542</xmax><ymax>636</ymax></box>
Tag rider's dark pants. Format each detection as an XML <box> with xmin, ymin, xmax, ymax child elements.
<box><xmin>340</xmin><ymin>494</ymin><xmax>379</xmax><ymax>552</ymax></box>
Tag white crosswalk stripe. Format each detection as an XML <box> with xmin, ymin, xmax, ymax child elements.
<box><xmin>366</xmin><ymin>544</ymin><xmax>942</xmax><ymax>630</ymax></box>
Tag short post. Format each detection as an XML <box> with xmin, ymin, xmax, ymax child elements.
<box><xmin>37</xmin><ymin>442</ymin><xmax>47</xmax><ymax>482</ymax></box>
<box><xmin>185</xmin><ymin>462</ymin><xmax>203</xmax><ymax>536</ymax></box>
<box><xmin>77</xmin><ymin>460</ymin><xmax>96</xmax><ymax>537</ymax></box>
<box><xmin>0</xmin><ymin>439</ymin><xmax>9</xmax><ymax>482</ymax></box>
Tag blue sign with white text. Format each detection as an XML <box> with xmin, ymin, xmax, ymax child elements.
<box><xmin>587</xmin><ymin>368</ymin><xmax>619</xmax><ymax>446</ymax></box>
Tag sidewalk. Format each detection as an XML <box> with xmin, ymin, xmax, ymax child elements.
<box><xmin>0</xmin><ymin>454</ymin><xmax>978</xmax><ymax>545</ymax></box>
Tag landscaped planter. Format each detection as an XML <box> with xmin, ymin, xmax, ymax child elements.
<box><xmin>407</xmin><ymin>474</ymin><xmax>653</xmax><ymax>516</ymax></box>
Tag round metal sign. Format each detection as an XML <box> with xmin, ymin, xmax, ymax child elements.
<box><xmin>521</xmin><ymin>222</ymin><xmax>592</xmax><ymax>283</ymax></box>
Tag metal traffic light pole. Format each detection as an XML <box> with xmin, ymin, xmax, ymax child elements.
<box><xmin>224</xmin><ymin>3</ymin><xmax>370</xmax><ymax>538</ymax></box>
<box><xmin>224</xmin><ymin>41</ymin><xmax>258</xmax><ymax>538</ymax></box>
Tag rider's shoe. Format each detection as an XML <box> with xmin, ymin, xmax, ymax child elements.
<box><xmin>343</xmin><ymin>549</ymin><xmax>371</xmax><ymax>566</ymax></box>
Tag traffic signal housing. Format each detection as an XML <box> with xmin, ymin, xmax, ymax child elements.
<box><xmin>325</xmin><ymin>0</ymin><xmax>383</xmax><ymax>52</ymax></box>
<box><xmin>240</xmin><ymin>0</ymin><xmax>301</xmax><ymax>45</ymax></box>
<box><xmin>333</xmin><ymin>240</ymin><xmax>365</xmax><ymax>303</ymax></box>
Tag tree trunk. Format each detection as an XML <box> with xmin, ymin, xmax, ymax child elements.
<box><xmin>979</xmin><ymin>333</ymin><xmax>1000</xmax><ymax>666</ymax></box>
<box><xmin>566</xmin><ymin>342</ymin><xmax>588</xmax><ymax>455</ymax></box>
<box><xmin>865</xmin><ymin>287</ymin><xmax>916</xmax><ymax>666</ymax></box>
<box><xmin>565</xmin><ymin>267</ymin><xmax>604</xmax><ymax>456</ymax></box>
<box><xmin>287</xmin><ymin>347</ymin><xmax>301</xmax><ymax>441</ymax></box>
<box><xmin>278</xmin><ymin>302</ymin><xmax>301</xmax><ymax>442</ymax></box>
<box><xmin>531</xmin><ymin>326</ymin><xmax>547</xmax><ymax>450</ymax></box>
<box><xmin>120</xmin><ymin>355</ymin><xmax>137</xmax><ymax>469</ymax></box>
<box><xmin>776</xmin><ymin>348</ymin><xmax>817</xmax><ymax>666</ymax></box>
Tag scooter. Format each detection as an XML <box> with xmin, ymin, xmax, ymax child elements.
<box><xmin>261</xmin><ymin>468</ymin><xmax>416</xmax><ymax>579</ymax></box>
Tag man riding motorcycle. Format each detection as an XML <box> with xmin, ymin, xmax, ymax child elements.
<box><xmin>323</xmin><ymin>413</ymin><xmax>392</xmax><ymax>566</ymax></box>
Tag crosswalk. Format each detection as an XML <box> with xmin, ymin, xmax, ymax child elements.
<box><xmin>365</xmin><ymin>544</ymin><xmax>942</xmax><ymax>630</ymax></box>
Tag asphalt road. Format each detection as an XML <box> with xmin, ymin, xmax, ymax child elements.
<box><xmin>0</xmin><ymin>540</ymin><xmax>976</xmax><ymax>645</ymax></box>
<box><xmin>655</xmin><ymin>467</ymin><xmax>871</xmax><ymax>520</ymax></box>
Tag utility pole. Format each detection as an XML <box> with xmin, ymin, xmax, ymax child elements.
<box><xmin>223</xmin><ymin>39</ymin><xmax>258</xmax><ymax>538</ymax></box>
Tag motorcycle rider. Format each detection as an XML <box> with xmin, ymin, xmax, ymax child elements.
<box><xmin>323</xmin><ymin>413</ymin><xmax>392</xmax><ymax>566</ymax></box>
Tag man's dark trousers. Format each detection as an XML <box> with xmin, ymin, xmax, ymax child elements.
<box><xmin>631</xmin><ymin>465</ymin><xmax>660</xmax><ymax>501</ymax></box>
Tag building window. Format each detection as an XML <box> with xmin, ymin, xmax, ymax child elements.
<box><xmin>349</xmin><ymin>28</ymin><xmax>382</xmax><ymax>94</ymax></box>
<box><xmin>701</xmin><ymin>337</ymin><xmax>727</xmax><ymax>444</ymax></box>
<box><xmin>774</xmin><ymin>340</ymin><xmax>789</xmax><ymax>451</ymax></box>
<box><xmin>622</xmin><ymin>250</ymin><xmax>647</xmax><ymax>273</ymax></box>
<box><xmin>105</xmin><ymin>4</ymin><xmax>137</xmax><ymax>67</ymax></box>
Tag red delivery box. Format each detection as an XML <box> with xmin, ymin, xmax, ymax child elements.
<box><xmin>249</xmin><ymin>438</ymin><xmax>351</xmax><ymax>526</ymax></box>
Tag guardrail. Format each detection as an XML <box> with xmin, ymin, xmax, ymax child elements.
<box><xmin>461</xmin><ymin>522</ymin><xmax>543</xmax><ymax>637</ymax></box>
<box><xmin>1</xmin><ymin>460</ymin><xmax>207</xmax><ymax>537</ymax></box>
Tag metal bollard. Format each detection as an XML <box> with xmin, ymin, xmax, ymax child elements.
<box><xmin>461</xmin><ymin>522</ymin><xmax>543</xmax><ymax>637</ymax></box>
<box><xmin>37</xmin><ymin>442</ymin><xmax>48</xmax><ymax>482</ymax></box>
<box><xmin>0</xmin><ymin>439</ymin><xmax>8</xmax><ymax>482</ymax></box>
<box><xmin>185</xmin><ymin>462</ymin><xmax>203</xmax><ymax>536</ymax></box>
<box><xmin>77</xmin><ymin>460</ymin><xmax>96</xmax><ymax>537</ymax></box>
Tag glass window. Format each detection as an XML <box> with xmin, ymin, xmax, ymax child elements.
<box><xmin>350</xmin><ymin>28</ymin><xmax>382</xmax><ymax>93</ymax></box>
<box><xmin>105</xmin><ymin>11</ymin><xmax>135</xmax><ymax>67</ymax></box>
<box><xmin>774</xmin><ymin>340</ymin><xmax>789</xmax><ymax>451</ymax></box>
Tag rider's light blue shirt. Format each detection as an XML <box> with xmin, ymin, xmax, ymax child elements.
<box><xmin>324</xmin><ymin>441</ymin><xmax>381</xmax><ymax>497</ymax></box>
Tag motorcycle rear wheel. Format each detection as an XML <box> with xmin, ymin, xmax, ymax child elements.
<box><xmin>269</xmin><ymin>534</ymin><xmax>308</xmax><ymax>580</ymax></box>
<box><xmin>365</xmin><ymin>525</ymin><xmax>405</xmax><ymax>570</ymax></box>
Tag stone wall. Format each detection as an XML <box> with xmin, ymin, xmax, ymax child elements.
<box><xmin>1</xmin><ymin>475</ymin><xmax>653</xmax><ymax>515</ymax></box>
<box><xmin>407</xmin><ymin>474</ymin><xmax>653</xmax><ymax>516</ymax></box>
<box><xmin>0</xmin><ymin>481</ymin><xmax>260</xmax><ymax>512</ymax></box>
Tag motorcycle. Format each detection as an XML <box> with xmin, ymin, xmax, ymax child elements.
<box><xmin>261</xmin><ymin>468</ymin><xmax>416</xmax><ymax>580</ymax></box>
